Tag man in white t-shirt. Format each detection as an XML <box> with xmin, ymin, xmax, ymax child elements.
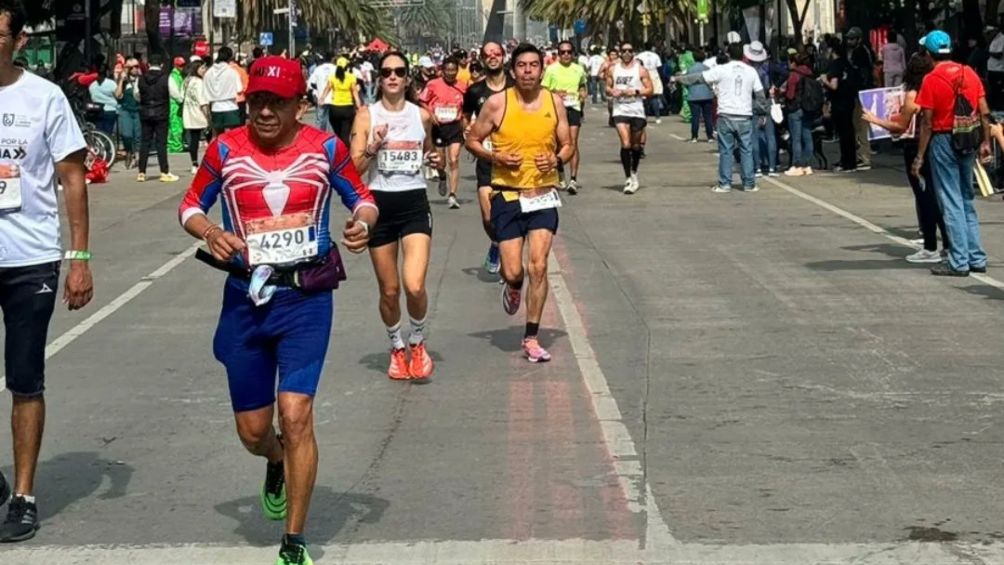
<box><xmin>306</xmin><ymin>55</ymin><xmax>336</xmax><ymax>131</ymax></box>
<box><xmin>675</xmin><ymin>42</ymin><xmax>767</xmax><ymax>192</ymax></box>
<box><xmin>587</xmin><ymin>48</ymin><xmax>606</xmax><ymax>103</ymax></box>
<box><xmin>0</xmin><ymin>0</ymin><xmax>93</xmax><ymax>542</ymax></box>
<box><xmin>636</xmin><ymin>44</ymin><xmax>664</xmax><ymax>124</ymax></box>
<box><xmin>988</xmin><ymin>23</ymin><xmax>1004</xmax><ymax>111</ymax></box>
<box><xmin>203</xmin><ymin>46</ymin><xmax>244</xmax><ymax>135</ymax></box>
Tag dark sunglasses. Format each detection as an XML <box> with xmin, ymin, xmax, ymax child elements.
<box><xmin>621</xmin><ymin>48</ymin><xmax>634</xmax><ymax>53</ymax></box>
<box><xmin>380</xmin><ymin>67</ymin><xmax>408</xmax><ymax>78</ymax></box>
<box><xmin>559</xmin><ymin>49</ymin><xmax>574</xmax><ymax>54</ymax></box>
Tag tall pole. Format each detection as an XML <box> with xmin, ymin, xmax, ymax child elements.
<box><xmin>84</xmin><ymin>0</ymin><xmax>91</xmax><ymax>63</ymax></box>
<box><xmin>288</xmin><ymin>0</ymin><xmax>296</xmax><ymax>57</ymax></box>
<box><xmin>209</xmin><ymin>0</ymin><xmax>215</xmax><ymax>53</ymax></box>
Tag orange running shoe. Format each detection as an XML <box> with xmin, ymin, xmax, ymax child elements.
<box><xmin>387</xmin><ymin>348</ymin><xmax>411</xmax><ymax>380</ymax></box>
<box><xmin>409</xmin><ymin>342</ymin><xmax>434</xmax><ymax>380</ymax></box>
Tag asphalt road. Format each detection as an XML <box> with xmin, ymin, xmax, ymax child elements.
<box><xmin>2</xmin><ymin>108</ymin><xmax>1003</xmax><ymax>564</ymax></box>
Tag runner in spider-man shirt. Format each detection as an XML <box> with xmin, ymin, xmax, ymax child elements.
<box><xmin>178</xmin><ymin>56</ymin><xmax>377</xmax><ymax>565</ymax></box>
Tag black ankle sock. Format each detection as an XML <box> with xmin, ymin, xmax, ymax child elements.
<box><xmin>525</xmin><ymin>322</ymin><xmax>540</xmax><ymax>338</ymax></box>
<box><xmin>570</xmin><ymin>176</ymin><xmax>576</xmax><ymax>181</ymax></box>
<box><xmin>631</xmin><ymin>148</ymin><xmax>641</xmax><ymax>171</ymax></box>
<box><xmin>620</xmin><ymin>148</ymin><xmax>632</xmax><ymax>177</ymax></box>
<box><xmin>509</xmin><ymin>277</ymin><xmax>524</xmax><ymax>290</ymax></box>
<box><xmin>284</xmin><ymin>533</ymin><xmax>306</xmax><ymax>546</ymax></box>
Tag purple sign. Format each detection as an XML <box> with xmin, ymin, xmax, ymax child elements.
<box><xmin>159</xmin><ymin>7</ymin><xmax>202</xmax><ymax>37</ymax></box>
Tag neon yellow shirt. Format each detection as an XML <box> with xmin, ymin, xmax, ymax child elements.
<box><xmin>542</xmin><ymin>62</ymin><xmax>587</xmax><ymax>111</ymax></box>
<box><xmin>328</xmin><ymin>72</ymin><xmax>357</xmax><ymax>107</ymax></box>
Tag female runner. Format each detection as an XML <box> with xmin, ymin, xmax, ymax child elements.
<box><xmin>351</xmin><ymin>51</ymin><xmax>440</xmax><ymax>381</ymax></box>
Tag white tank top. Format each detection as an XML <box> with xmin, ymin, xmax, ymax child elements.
<box><xmin>367</xmin><ymin>100</ymin><xmax>427</xmax><ymax>193</ymax></box>
<box><xmin>611</xmin><ymin>62</ymin><xmax>645</xmax><ymax>118</ymax></box>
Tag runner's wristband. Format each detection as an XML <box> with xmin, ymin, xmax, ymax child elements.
<box><xmin>64</xmin><ymin>250</ymin><xmax>92</xmax><ymax>261</ymax></box>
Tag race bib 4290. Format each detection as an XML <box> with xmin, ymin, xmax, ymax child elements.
<box><xmin>244</xmin><ymin>212</ymin><xmax>318</xmax><ymax>266</ymax></box>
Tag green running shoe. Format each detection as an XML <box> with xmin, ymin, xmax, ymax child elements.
<box><xmin>276</xmin><ymin>538</ymin><xmax>313</xmax><ymax>565</ymax></box>
<box><xmin>260</xmin><ymin>460</ymin><xmax>287</xmax><ymax>521</ymax></box>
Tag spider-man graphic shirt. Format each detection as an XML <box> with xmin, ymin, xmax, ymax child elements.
<box><xmin>179</xmin><ymin>125</ymin><xmax>376</xmax><ymax>269</ymax></box>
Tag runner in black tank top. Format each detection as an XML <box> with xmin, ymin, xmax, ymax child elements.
<box><xmin>462</xmin><ymin>41</ymin><xmax>513</xmax><ymax>275</ymax></box>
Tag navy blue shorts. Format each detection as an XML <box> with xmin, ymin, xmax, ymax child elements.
<box><xmin>490</xmin><ymin>192</ymin><xmax>559</xmax><ymax>242</ymax></box>
<box><xmin>214</xmin><ymin>278</ymin><xmax>333</xmax><ymax>412</ymax></box>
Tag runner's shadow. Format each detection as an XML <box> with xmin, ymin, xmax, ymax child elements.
<box><xmin>213</xmin><ymin>488</ymin><xmax>389</xmax><ymax>549</ymax></box>
<box><xmin>960</xmin><ymin>285</ymin><xmax>1004</xmax><ymax>301</ymax></box>
<box><xmin>1</xmin><ymin>451</ymin><xmax>134</xmax><ymax>520</ymax></box>
<box><xmin>467</xmin><ymin>326</ymin><xmax>568</xmax><ymax>352</ymax></box>
<box><xmin>461</xmin><ymin>266</ymin><xmax>501</xmax><ymax>283</ymax></box>
<box><xmin>841</xmin><ymin>243</ymin><xmax>916</xmax><ymax>260</ymax></box>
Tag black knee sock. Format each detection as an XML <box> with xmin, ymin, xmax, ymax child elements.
<box><xmin>525</xmin><ymin>322</ymin><xmax>540</xmax><ymax>338</ymax></box>
<box><xmin>631</xmin><ymin>147</ymin><xmax>642</xmax><ymax>172</ymax></box>
<box><xmin>620</xmin><ymin>148</ymin><xmax>632</xmax><ymax>177</ymax></box>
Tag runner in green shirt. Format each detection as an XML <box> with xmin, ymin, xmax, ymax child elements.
<box><xmin>542</xmin><ymin>40</ymin><xmax>588</xmax><ymax>194</ymax></box>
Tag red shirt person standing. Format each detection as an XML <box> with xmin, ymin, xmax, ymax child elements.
<box><xmin>912</xmin><ymin>30</ymin><xmax>992</xmax><ymax>277</ymax></box>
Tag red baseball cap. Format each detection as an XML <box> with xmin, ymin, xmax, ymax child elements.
<box><xmin>247</xmin><ymin>56</ymin><xmax>306</xmax><ymax>99</ymax></box>
<box><xmin>173</xmin><ymin>56</ymin><xmax>186</xmax><ymax>68</ymax></box>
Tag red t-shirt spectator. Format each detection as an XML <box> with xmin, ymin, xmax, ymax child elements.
<box><xmin>916</xmin><ymin>62</ymin><xmax>985</xmax><ymax>132</ymax></box>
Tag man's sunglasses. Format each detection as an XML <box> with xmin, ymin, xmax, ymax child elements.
<box><xmin>559</xmin><ymin>49</ymin><xmax>574</xmax><ymax>54</ymax></box>
<box><xmin>380</xmin><ymin>67</ymin><xmax>408</xmax><ymax>78</ymax></box>
<box><xmin>621</xmin><ymin>48</ymin><xmax>634</xmax><ymax>53</ymax></box>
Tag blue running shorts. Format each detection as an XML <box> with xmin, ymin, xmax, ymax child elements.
<box><xmin>213</xmin><ymin>278</ymin><xmax>333</xmax><ymax>412</ymax></box>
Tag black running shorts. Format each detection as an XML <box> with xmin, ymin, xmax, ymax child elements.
<box><xmin>0</xmin><ymin>261</ymin><xmax>59</xmax><ymax>396</ymax></box>
<box><xmin>433</xmin><ymin>121</ymin><xmax>464</xmax><ymax>147</ymax></box>
<box><xmin>566</xmin><ymin>108</ymin><xmax>583</xmax><ymax>127</ymax></box>
<box><xmin>368</xmin><ymin>189</ymin><xmax>433</xmax><ymax>248</ymax></box>
<box><xmin>613</xmin><ymin>116</ymin><xmax>647</xmax><ymax>132</ymax></box>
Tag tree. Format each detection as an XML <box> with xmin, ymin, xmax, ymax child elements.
<box><xmin>240</xmin><ymin>0</ymin><xmax>387</xmax><ymax>49</ymax></box>
<box><xmin>520</xmin><ymin>0</ymin><xmax>684</xmax><ymax>44</ymax></box>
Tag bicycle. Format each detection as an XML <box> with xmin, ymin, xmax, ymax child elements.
<box><xmin>76</xmin><ymin>104</ymin><xmax>117</xmax><ymax>168</ymax></box>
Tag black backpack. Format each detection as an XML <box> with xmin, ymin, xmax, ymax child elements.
<box><xmin>937</xmin><ymin>66</ymin><xmax>982</xmax><ymax>154</ymax></box>
<box><xmin>796</xmin><ymin>73</ymin><xmax>825</xmax><ymax>115</ymax></box>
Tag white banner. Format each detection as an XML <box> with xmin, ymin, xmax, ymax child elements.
<box><xmin>214</xmin><ymin>0</ymin><xmax>236</xmax><ymax>19</ymax></box>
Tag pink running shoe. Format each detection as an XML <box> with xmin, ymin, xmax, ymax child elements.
<box><xmin>501</xmin><ymin>282</ymin><xmax>522</xmax><ymax>315</ymax></box>
<box><xmin>522</xmin><ymin>337</ymin><xmax>552</xmax><ymax>363</ymax></box>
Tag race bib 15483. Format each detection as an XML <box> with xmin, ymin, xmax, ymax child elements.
<box><xmin>378</xmin><ymin>140</ymin><xmax>422</xmax><ymax>174</ymax></box>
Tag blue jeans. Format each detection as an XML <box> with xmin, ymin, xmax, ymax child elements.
<box><xmin>788</xmin><ymin>110</ymin><xmax>815</xmax><ymax>168</ymax></box>
<box><xmin>689</xmin><ymin>99</ymin><xmax>714</xmax><ymax>140</ymax></box>
<box><xmin>752</xmin><ymin>116</ymin><xmax>777</xmax><ymax>173</ymax></box>
<box><xmin>930</xmin><ymin>134</ymin><xmax>986</xmax><ymax>271</ymax></box>
<box><xmin>315</xmin><ymin>104</ymin><xmax>330</xmax><ymax>132</ymax></box>
<box><xmin>717</xmin><ymin>115</ymin><xmax>755</xmax><ymax>188</ymax></box>
<box><xmin>588</xmin><ymin>76</ymin><xmax>606</xmax><ymax>103</ymax></box>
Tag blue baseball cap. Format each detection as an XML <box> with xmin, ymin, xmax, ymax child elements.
<box><xmin>921</xmin><ymin>30</ymin><xmax>952</xmax><ymax>54</ymax></box>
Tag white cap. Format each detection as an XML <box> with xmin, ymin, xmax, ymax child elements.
<box><xmin>726</xmin><ymin>31</ymin><xmax>742</xmax><ymax>44</ymax></box>
<box><xmin>419</xmin><ymin>56</ymin><xmax>435</xmax><ymax>69</ymax></box>
<box><xmin>189</xmin><ymin>55</ymin><xmax>202</xmax><ymax>63</ymax></box>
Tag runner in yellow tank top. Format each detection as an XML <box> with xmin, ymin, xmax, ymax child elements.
<box><xmin>466</xmin><ymin>43</ymin><xmax>573</xmax><ymax>364</ymax></box>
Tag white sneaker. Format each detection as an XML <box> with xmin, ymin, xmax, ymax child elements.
<box><xmin>623</xmin><ymin>178</ymin><xmax>633</xmax><ymax>193</ymax></box>
<box><xmin>784</xmin><ymin>167</ymin><xmax>804</xmax><ymax>177</ymax></box>
<box><xmin>803</xmin><ymin>167</ymin><xmax>814</xmax><ymax>175</ymax></box>
<box><xmin>629</xmin><ymin>173</ymin><xmax>639</xmax><ymax>192</ymax></box>
<box><xmin>190</xmin><ymin>166</ymin><xmax>198</xmax><ymax>175</ymax></box>
<box><xmin>906</xmin><ymin>249</ymin><xmax>943</xmax><ymax>263</ymax></box>
<box><xmin>711</xmin><ymin>185</ymin><xmax>732</xmax><ymax>193</ymax></box>
<box><xmin>768</xmin><ymin>169</ymin><xmax>780</xmax><ymax>177</ymax></box>
<box><xmin>743</xmin><ymin>185</ymin><xmax>760</xmax><ymax>192</ymax></box>
<box><xmin>447</xmin><ymin>195</ymin><xmax>460</xmax><ymax>209</ymax></box>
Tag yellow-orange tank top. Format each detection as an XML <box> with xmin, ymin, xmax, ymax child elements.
<box><xmin>490</xmin><ymin>88</ymin><xmax>559</xmax><ymax>191</ymax></box>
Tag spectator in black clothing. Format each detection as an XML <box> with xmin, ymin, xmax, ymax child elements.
<box><xmin>846</xmin><ymin>27</ymin><xmax>874</xmax><ymax>169</ymax></box>
<box><xmin>825</xmin><ymin>41</ymin><xmax>860</xmax><ymax>172</ymax></box>
<box><xmin>136</xmin><ymin>53</ymin><xmax>178</xmax><ymax>183</ymax></box>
